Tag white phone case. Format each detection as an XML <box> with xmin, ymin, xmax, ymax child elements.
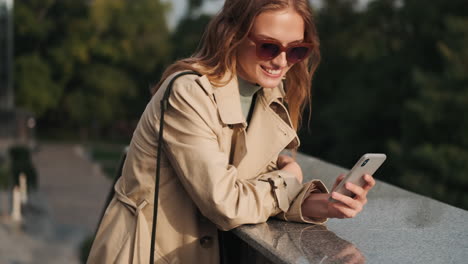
<box><xmin>329</xmin><ymin>153</ymin><xmax>386</xmax><ymax>202</ymax></box>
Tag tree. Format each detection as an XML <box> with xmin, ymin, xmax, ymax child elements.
<box><xmin>300</xmin><ymin>0</ymin><xmax>468</xmax><ymax>209</ymax></box>
<box><xmin>170</xmin><ymin>14</ymin><xmax>211</xmax><ymax>60</ymax></box>
<box><xmin>14</xmin><ymin>0</ymin><xmax>67</xmax><ymax>116</ymax></box>
<box><xmin>302</xmin><ymin>0</ymin><xmax>408</xmax><ymax>167</ymax></box>
<box><xmin>14</xmin><ymin>0</ymin><xmax>172</xmax><ymax>138</ymax></box>
<box><xmin>390</xmin><ymin>15</ymin><xmax>468</xmax><ymax>208</ymax></box>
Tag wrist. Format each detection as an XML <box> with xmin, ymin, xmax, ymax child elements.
<box><xmin>302</xmin><ymin>193</ymin><xmax>329</xmax><ymax>219</ymax></box>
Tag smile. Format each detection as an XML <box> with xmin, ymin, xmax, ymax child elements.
<box><xmin>261</xmin><ymin>66</ymin><xmax>282</xmax><ymax>77</ymax></box>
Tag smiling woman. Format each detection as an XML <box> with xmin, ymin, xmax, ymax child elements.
<box><xmin>87</xmin><ymin>1</ymin><xmax>376</xmax><ymax>263</ymax></box>
<box><xmin>237</xmin><ymin>8</ymin><xmax>309</xmax><ymax>88</ymax></box>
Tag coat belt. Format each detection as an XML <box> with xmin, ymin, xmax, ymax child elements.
<box><xmin>114</xmin><ymin>183</ymin><xmax>151</xmax><ymax>264</ymax></box>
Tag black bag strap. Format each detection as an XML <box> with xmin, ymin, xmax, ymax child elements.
<box><xmin>149</xmin><ymin>71</ymin><xmax>202</xmax><ymax>264</ymax></box>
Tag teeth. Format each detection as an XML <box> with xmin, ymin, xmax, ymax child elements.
<box><xmin>263</xmin><ymin>67</ymin><xmax>281</xmax><ymax>75</ymax></box>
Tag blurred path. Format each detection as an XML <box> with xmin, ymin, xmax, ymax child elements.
<box><xmin>0</xmin><ymin>192</ymin><xmax>84</xmax><ymax>264</ymax></box>
<box><xmin>1</xmin><ymin>142</ymin><xmax>113</xmax><ymax>264</ymax></box>
<box><xmin>32</xmin><ymin>142</ymin><xmax>112</xmax><ymax>234</ymax></box>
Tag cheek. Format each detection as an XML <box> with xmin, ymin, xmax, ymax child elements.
<box><xmin>243</xmin><ymin>50</ymin><xmax>258</xmax><ymax>69</ymax></box>
<box><xmin>238</xmin><ymin>48</ymin><xmax>260</xmax><ymax>74</ymax></box>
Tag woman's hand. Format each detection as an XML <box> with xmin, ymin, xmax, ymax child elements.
<box><xmin>301</xmin><ymin>174</ymin><xmax>376</xmax><ymax>219</ymax></box>
<box><xmin>277</xmin><ymin>155</ymin><xmax>303</xmax><ymax>183</ymax></box>
<box><xmin>328</xmin><ymin>173</ymin><xmax>376</xmax><ymax>218</ymax></box>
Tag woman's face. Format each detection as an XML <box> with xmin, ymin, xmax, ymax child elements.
<box><xmin>237</xmin><ymin>8</ymin><xmax>305</xmax><ymax>88</ymax></box>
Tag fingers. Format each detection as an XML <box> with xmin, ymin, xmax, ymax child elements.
<box><xmin>329</xmin><ymin>174</ymin><xmax>376</xmax><ymax>219</ymax></box>
<box><xmin>342</xmin><ymin>174</ymin><xmax>376</xmax><ymax>199</ymax></box>
<box><xmin>362</xmin><ymin>174</ymin><xmax>376</xmax><ymax>191</ymax></box>
<box><xmin>329</xmin><ymin>200</ymin><xmax>360</xmax><ymax>219</ymax></box>
<box><xmin>345</xmin><ymin>182</ymin><xmax>366</xmax><ymax>199</ymax></box>
<box><xmin>331</xmin><ymin>192</ymin><xmax>362</xmax><ymax>212</ymax></box>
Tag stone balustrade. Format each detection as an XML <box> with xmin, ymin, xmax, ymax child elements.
<box><xmin>231</xmin><ymin>152</ymin><xmax>468</xmax><ymax>264</ymax></box>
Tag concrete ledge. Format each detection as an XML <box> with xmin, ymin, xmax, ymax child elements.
<box><xmin>232</xmin><ymin>152</ymin><xmax>468</xmax><ymax>263</ymax></box>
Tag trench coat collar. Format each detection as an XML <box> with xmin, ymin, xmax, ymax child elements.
<box><xmin>196</xmin><ymin>71</ymin><xmax>300</xmax><ymax>176</ymax></box>
<box><xmin>196</xmin><ymin>72</ymin><xmax>287</xmax><ymax>126</ymax></box>
<box><xmin>212</xmin><ymin>73</ymin><xmax>246</xmax><ymax>126</ymax></box>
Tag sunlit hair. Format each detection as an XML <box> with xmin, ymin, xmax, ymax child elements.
<box><xmin>154</xmin><ymin>0</ymin><xmax>320</xmax><ymax>131</ymax></box>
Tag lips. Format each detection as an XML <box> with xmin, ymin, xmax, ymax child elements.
<box><xmin>261</xmin><ymin>65</ymin><xmax>282</xmax><ymax>77</ymax></box>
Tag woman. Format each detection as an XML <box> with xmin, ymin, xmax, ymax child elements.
<box><xmin>87</xmin><ymin>0</ymin><xmax>376</xmax><ymax>263</ymax></box>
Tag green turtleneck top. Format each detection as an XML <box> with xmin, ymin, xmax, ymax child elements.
<box><xmin>238</xmin><ymin>76</ymin><xmax>262</xmax><ymax>122</ymax></box>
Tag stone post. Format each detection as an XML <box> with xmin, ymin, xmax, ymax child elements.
<box><xmin>11</xmin><ymin>185</ymin><xmax>21</xmax><ymax>222</ymax></box>
<box><xmin>19</xmin><ymin>173</ymin><xmax>27</xmax><ymax>204</ymax></box>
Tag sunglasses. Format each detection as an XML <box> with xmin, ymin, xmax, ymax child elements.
<box><xmin>248</xmin><ymin>34</ymin><xmax>313</xmax><ymax>64</ymax></box>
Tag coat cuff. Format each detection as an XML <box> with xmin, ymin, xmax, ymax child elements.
<box><xmin>278</xmin><ymin>170</ymin><xmax>303</xmax><ymax>205</ymax></box>
<box><xmin>258</xmin><ymin>170</ymin><xmax>302</xmax><ymax>213</ymax></box>
<box><xmin>275</xmin><ymin>180</ymin><xmax>329</xmax><ymax>224</ymax></box>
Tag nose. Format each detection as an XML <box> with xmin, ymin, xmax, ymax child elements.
<box><xmin>271</xmin><ymin>51</ymin><xmax>287</xmax><ymax>67</ymax></box>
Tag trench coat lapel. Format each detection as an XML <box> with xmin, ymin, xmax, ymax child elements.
<box><xmin>235</xmin><ymin>86</ymin><xmax>300</xmax><ymax>179</ymax></box>
<box><xmin>207</xmin><ymin>74</ymin><xmax>299</xmax><ymax>180</ymax></box>
<box><xmin>210</xmin><ymin>75</ymin><xmax>246</xmax><ymax>126</ymax></box>
<box><xmin>210</xmin><ymin>75</ymin><xmax>249</xmax><ymax>169</ymax></box>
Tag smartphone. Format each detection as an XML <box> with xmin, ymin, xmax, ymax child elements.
<box><xmin>329</xmin><ymin>153</ymin><xmax>386</xmax><ymax>202</ymax></box>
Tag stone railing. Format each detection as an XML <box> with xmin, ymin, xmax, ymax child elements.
<box><xmin>231</xmin><ymin>152</ymin><xmax>468</xmax><ymax>264</ymax></box>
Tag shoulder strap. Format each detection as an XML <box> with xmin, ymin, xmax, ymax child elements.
<box><xmin>149</xmin><ymin>71</ymin><xmax>202</xmax><ymax>264</ymax></box>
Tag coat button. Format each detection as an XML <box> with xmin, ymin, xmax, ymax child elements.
<box><xmin>199</xmin><ymin>236</ymin><xmax>213</xmax><ymax>248</ymax></box>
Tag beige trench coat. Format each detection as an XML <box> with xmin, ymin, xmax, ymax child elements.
<box><xmin>87</xmin><ymin>71</ymin><xmax>328</xmax><ymax>264</ymax></box>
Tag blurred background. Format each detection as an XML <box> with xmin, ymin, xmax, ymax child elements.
<box><xmin>1</xmin><ymin>0</ymin><xmax>467</xmax><ymax>263</ymax></box>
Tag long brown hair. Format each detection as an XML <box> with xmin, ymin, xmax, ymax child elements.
<box><xmin>154</xmin><ymin>0</ymin><xmax>320</xmax><ymax>130</ymax></box>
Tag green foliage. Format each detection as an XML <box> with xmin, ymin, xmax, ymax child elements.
<box><xmin>88</xmin><ymin>0</ymin><xmax>171</xmax><ymax>72</ymax></box>
<box><xmin>170</xmin><ymin>14</ymin><xmax>211</xmax><ymax>60</ymax></box>
<box><xmin>15</xmin><ymin>54</ymin><xmax>62</xmax><ymax>116</ymax></box>
<box><xmin>390</xmin><ymin>15</ymin><xmax>468</xmax><ymax>208</ymax></box>
<box><xmin>301</xmin><ymin>0</ymin><xmax>468</xmax><ymax>209</ymax></box>
<box><xmin>14</xmin><ymin>0</ymin><xmax>171</xmax><ymax>136</ymax></box>
<box><xmin>66</xmin><ymin>64</ymin><xmax>137</xmax><ymax>124</ymax></box>
<box><xmin>14</xmin><ymin>0</ymin><xmax>468</xmax><ymax>210</ymax></box>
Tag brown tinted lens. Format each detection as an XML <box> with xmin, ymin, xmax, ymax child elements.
<box><xmin>287</xmin><ymin>46</ymin><xmax>311</xmax><ymax>63</ymax></box>
<box><xmin>258</xmin><ymin>43</ymin><xmax>281</xmax><ymax>59</ymax></box>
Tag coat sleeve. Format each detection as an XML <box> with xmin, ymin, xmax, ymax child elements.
<box><xmin>154</xmin><ymin>76</ymin><xmax>321</xmax><ymax>231</ymax></box>
<box><xmin>274</xmin><ymin>171</ymin><xmax>329</xmax><ymax>224</ymax></box>
<box><xmin>264</xmin><ymin>158</ymin><xmax>329</xmax><ymax>225</ymax></box>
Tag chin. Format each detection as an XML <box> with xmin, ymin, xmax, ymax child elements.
<box><xmin>254</xmin><ymin>67</ymin><xmax>285</xmax><ymax>88</ymax></box>
<box><xmin>260</xmin><ymin>81</ymin><xmax>280</xmax><ymax>89</ymax></box>
<box><xmin>257</xmin><ymin>77</ymin><xmax>283</xmax><ymax>89</ymax></box>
